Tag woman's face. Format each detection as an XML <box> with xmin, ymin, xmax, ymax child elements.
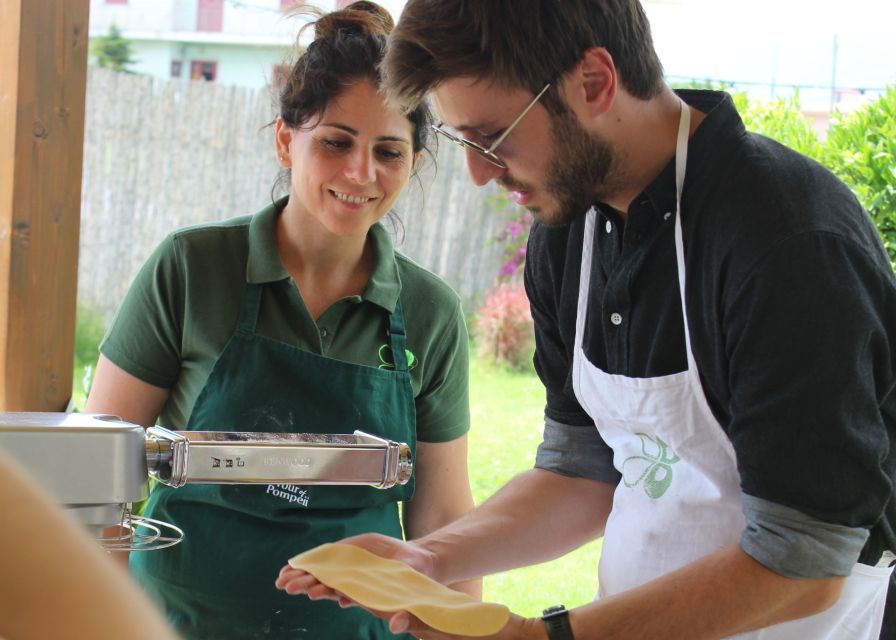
<box><xmin>276</xmin><ymin>80</ymin><xmax>417</xmax><ymax>239</ymax></box>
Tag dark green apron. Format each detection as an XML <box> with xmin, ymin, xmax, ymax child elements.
<box><xmin>131</xmin><ymin>283</ymin><xmax>416</xmax><ymax>639</ymax></box>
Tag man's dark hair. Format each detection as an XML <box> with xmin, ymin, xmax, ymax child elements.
<box><xmin>382</xmin><ymin>0</ymin><xmax>664</xmax><ymax>110</ymax></box>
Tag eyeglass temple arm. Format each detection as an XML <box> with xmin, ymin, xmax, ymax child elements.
<box><xmin>486</xmin><ymin>83</ymin><xmax>552</xmax><ymax>153</ymax></box>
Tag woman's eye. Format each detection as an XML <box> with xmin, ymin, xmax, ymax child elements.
<box><xmin>322</xmin><ymin>138</ymin><xmax>350</xmax><ymax>151</ymax></box>
<box><xmin>377</xmin><ymin>148</ymin><xmax>404</xmax><ymax>161</ymax></box>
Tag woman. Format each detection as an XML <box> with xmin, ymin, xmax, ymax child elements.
<box><xmin>85</xmin><ymin>3</ymin><xmax>476</xmax><ymax>638</ymax></box>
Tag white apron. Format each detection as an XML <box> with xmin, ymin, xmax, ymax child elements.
<box><xmin>571</xmin><ymin>102</ymin><xmax>892</xmax><ymax>639</ymax></box>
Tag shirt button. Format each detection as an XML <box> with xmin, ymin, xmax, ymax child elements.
<box><xmin>663</xmin><ymin>211</ymin><xmax>672</xmax><ymax>221</ymax></box>
<box><xmin>319</xmin><ymin>328</ymin><xmax>328</xmax><ymax>337</ymax></box>
<box><xmin>610</xmin><ymin>312</ymin><xmax>623</xmax><ymax>326</ymax></box>
<box><xmin>605</xmin><ymin>220</ymin><xmax>613</xmax><ymax>233</ymax></box>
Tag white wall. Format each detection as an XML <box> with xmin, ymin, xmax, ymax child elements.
<box><xmin>91</xmin><ymin>0</ymin><xmax>317</xmax><ymax>38</ymax></box>
<box><xmin>128</xmin><ymin>41</ymin><xmax>175</xmax><ymax>80</ymax></box>
<box><xmin>90</xmin><ymin>0</ymin><xmax>176</xmax><ymax>32</ymax></box>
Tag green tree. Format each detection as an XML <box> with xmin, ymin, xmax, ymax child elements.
<box><xmin>90</xmin><ymin>24</ymin><xmax>137</xmax><ymax>72</ymax></box>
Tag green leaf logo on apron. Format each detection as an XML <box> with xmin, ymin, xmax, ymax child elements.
<box><xmin>622</xmin><ymin>433</ymin><xmax>680</xmax><ymax>499</ymax></box>
<box><xmin>378</xmin><ymin>344</ymin><xmax>418</xmax><ymax>370</ymax></box>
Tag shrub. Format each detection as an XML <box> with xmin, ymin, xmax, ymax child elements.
<box><xmin>822</xmin><ymin>86</ymin><xmax>896</xmax><ymax>267</ymax></box>
<box><xmin>75</xmin><ymin>304</ymin><xmax>107</xmax><ymax>370</ymax></box>
<box><xmin>72</xmin><ymin>304</ymin><xmax>107</xmax><ymax>406</ymax></box>
<box><xmin>488</xmin><ymin>189</ymin><xmax>534</xmax><ymax>280</ymax></box>
<box><xmin>473</xmin><ymin>282</ymin><xmax>535</xmax><ymax>371</ymax></box>
<box><xmin>732</xmin><ymin>91</ymin><xmax>824</xmax><ymax>159</ymax></box>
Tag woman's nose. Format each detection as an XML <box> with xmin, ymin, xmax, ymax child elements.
<box><xmin>465</xmin><ymin>148</ymin><xmax>505</xmax><ymax>186</ymax></box>
<box><xmin>346</xmin><ymin>151</ymin><xmax>375</xmax><ymax>184</ymax></box>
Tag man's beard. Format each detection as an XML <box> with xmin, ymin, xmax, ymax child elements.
<box><xmin>540</xmin><ymin>107</ymin><xmax>623</xmax><ymax>227</ymax></box>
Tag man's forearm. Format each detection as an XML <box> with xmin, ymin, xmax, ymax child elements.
<box><xmin>419</xmin><ymin>469</ymin><xmax>614</xmax><ymax>585</ymax></box>
<box><xmin>565</xmin><ymin>544</ymin><xmax>845</xmax><ymax>639</ymax></box>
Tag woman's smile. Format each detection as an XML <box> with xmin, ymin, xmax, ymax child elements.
<box><xmin>330</xmin><ymin>189</ymin><xmax>377</xmax><ymax>206</ymax></box>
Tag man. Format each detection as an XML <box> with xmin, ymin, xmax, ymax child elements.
<box><xmin>276</xmin><ymin>1</ymin><xmax>896</xmax><ymax>638</ymax></box>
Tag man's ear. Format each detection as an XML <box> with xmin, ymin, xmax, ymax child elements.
<box><xmin>565</xmin><ymin>46</ymin><xmax>617</xmax><ymax>118</ymax></box>
<box><xmin>274</xmin><ymin>116</ymin><xmax>293</xmax><ymax>168</ymax></box>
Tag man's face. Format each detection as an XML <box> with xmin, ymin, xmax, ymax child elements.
<box><xmin>432</xmin><ymin>77</ymin><xmax>623</xmax><ymax>226</ymax></box>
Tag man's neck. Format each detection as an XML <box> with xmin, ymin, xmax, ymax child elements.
<box><xmin>604</xmin><ymin>88</ymin><xmax>704</xmax><ymax>216</ymax></box>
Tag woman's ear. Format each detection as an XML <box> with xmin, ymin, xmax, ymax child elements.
<box><xmin>564</xmin><ymin>46</ymin><xmax>617</xmax><ymax>119</ymax></box>
<box><xmin>274</xmin><ymin>116</ymin><xmax>293</xmax><ymax>168</ymax></box>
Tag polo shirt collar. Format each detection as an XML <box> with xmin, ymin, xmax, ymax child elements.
<box><xmin>247</xmin><ymin>199</ymin><xmax>290</xmax><ymax>284</ymax></box>
<box><xmin>246</xmin><ymin>197</ymin><xmax>402</xmax><ymax>312</ymax></box>
<box><xmin>363</xmin><ymin>222</ymin><xmax>402</xmax><ymax>313</ymax></box>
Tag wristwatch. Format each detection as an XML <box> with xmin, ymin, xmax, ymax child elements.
<box><xmin>542</xmin><ymin>604</ymin><xmax>574</xmax><ymax>640</ymax></box>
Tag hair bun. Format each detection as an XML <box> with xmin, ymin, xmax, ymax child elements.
<box><xmin>313</xmin><ymin>1</ymin><xmax>394</xmax><ymax>41</ymax></box>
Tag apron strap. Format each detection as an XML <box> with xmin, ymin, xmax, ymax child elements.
<box><xmin>672</xmin><ymin>100</ymin><xmax>698</xmax><ymax>374</ymax></box>
<box><xmin>236</xmin><ymin>283</ymin><xmax>263</xmax><ymax>336</ymax></box>
<box><xmin>574</xmin><ymin>208</ymin><xmax>598</xmax><ymax>356</ymax></box>
<box><xmin>386</xmin><ymin>298</ymin><xmax>409</xmax><ymax>373</ymax></box>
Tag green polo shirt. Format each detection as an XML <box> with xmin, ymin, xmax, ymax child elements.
<box><xmin>100</xmin><ymin>200</ymin><xmax>469</xmax><ymax>443</ymax></box>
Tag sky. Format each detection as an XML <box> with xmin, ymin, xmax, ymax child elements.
<box><xmin>645</xmin><ymin>0</ymin><xmax>896</xmax><ymax>110</ymax></box>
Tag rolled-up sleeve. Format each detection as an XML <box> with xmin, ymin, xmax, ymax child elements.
<box><xmin>535</xmin><ymin>417</ymin><xmax>621</xmax><ymax>485</ymax></box>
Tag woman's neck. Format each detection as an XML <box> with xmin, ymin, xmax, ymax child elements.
<box><xmin>275</xmin><ymin>198</ymin><xmax>375</xmax><ymax>320</ymax></box>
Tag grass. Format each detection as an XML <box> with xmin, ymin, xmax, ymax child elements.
<box><xmin>467</xmin><ymin>356</ymin><xmax>602</xmax><ymax>616</ymax></box>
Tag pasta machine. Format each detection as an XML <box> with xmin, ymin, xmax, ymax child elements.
<box><xmin>0</xmin><ymin>412</ymin><xmax>413</xmax><ymax>551</ymax></box>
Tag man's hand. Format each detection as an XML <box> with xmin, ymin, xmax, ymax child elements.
<box><xmin>274</xmin><ymin>532</ymin><xmax>436</xmax><ymax>603</ymax></box>
<box><xmin>274</xmin><ymin>533</ymin><xmax>545</xmax><ymax>638</ymax></box>
<box><xmin>384</xmin><ymin>611</ymin><xmax>544</xmax><ymax>639</ymax></box>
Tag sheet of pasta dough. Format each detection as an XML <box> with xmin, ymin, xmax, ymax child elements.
<box><xmin>288</xmin><ymin>543</ymin><xmax>510</xmax><ymax>636</ymax></box>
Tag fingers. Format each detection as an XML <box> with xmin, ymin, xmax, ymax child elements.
<box><xmin>388</xmin><ymin>611</ymin><xmax>415</xmax><ymax>635</ymax></box>
<box><xmin>388</xmin><ymin>611</ymin><xmax>453</xmax><ymax>639</ymax></box>
<box><xmin>275</xmin><ymin>567</ymin><xmax>333</xmax><ymax>598</ymax></box>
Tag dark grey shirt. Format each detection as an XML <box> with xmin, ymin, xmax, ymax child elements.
<box><xmin>527</xmin><ymin>91</ymin><xmax>896</xmax><ymax>596</ymax></box>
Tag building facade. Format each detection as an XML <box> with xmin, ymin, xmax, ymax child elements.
<box><xmin>89</xmin><ymin>0</ymin><xmax>349</xmax><ymax>88</ymax></box>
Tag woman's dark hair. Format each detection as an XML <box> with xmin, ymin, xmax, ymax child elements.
<box><xmin>273</xmin><ymin>1</ymin><xmax>435</xmax><ymax>239</ymax></box>
<box><xmin>280</xmin><ymin>1</ymin><xmax>432</xmax><ymax>156</ymax></box>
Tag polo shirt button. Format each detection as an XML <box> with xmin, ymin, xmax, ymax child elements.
<box><xmin>605</xmin><ymin>220</ymin><xmax>613</xmax><ymax>233</ymax></box>
<box><xmin>610</xmin><ymin>312</ymin><xmax>623</xmax><ymax>326</ymax></box>
<box><xmin>319</xmin><ymin>328</ymin><xmax>328</xmax><ymax>337</ymax></box>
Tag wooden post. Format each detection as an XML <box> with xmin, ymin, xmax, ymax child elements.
<box><xmin>0</xmin><ymin>0</ymin><xmax>90</xmax><ymax>410</ymax></box>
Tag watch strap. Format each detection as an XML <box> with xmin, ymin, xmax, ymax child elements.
<box><xmin>542</xmin><ymin>604</ymin><xmax>574</xmax><ymax>640</ymax></box>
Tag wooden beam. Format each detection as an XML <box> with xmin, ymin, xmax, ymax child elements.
<box><xmin>0</xmin><ymin>0</ymin><xmax>90</xmax><ymax>410</ymax></box>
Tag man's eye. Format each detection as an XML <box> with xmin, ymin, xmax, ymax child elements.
<box><xmin>475</xmin><ymin>131</ymin><xmax>500</xmax><ymax>146</ymax></box>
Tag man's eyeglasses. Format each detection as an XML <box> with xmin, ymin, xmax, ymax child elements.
<box><xmin>431</xmin><ymin>83</ymin><xmax>551</xmax><ymax>170</ymax></box>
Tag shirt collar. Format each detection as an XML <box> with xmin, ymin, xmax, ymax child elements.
<box><xmin>363</xmin><ymin>222</ymin><xmax>402</xmax><ymax>313</ymax></box>
<box><xmin>638</xmin><ymin>90</ymin><xmax>746</xmax><ymax>220</ymax></box>
<box><xmin>246</xmin><ymin>197</ymin><xmax>401</xmax><ymax>312</ymax></box>
<box><xmin>247</xmin><ymin>198</ymin><xmax>290</xmax><ymax>284</ymax></box>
